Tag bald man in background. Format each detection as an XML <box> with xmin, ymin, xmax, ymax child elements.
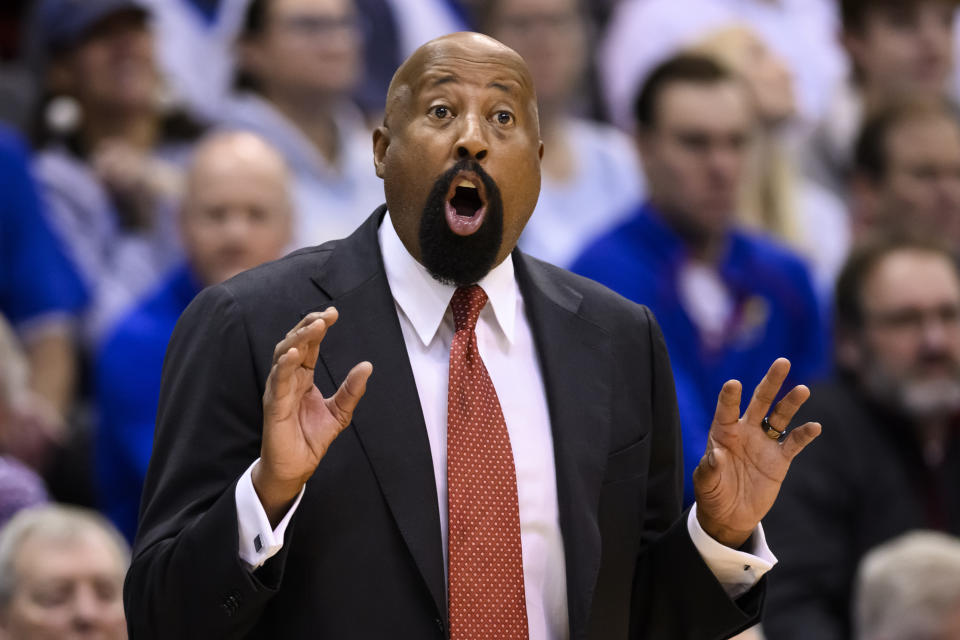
<box><xmin>125</xmin><ymin>33</ymin><xmax>821</xmax><ymax>639</ymax></box>
<box><xmin>95</xmin><ymin>131</ymin><xmax>293</xmax><ymax>542</ymax></box>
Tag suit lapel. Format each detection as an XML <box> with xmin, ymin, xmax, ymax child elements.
<box><xmin>514</xmin><ymin>252</ymin><xmax>614</xmax><ymax>639</ymax></box>
<box><xmin>308</xmin><ymin>208</ymin><xmax>447</xmax><ymax>621</ymax></box>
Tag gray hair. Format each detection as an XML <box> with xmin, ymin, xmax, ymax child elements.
<box><xmin>855</xmin><ymin>530</ymin><xmax>960</xmax><ymax>640</ymax></box>
<box><xmin>0</xmin><ymin>505</ymin><xmax>130</xmax><ymax>609</ymax></box>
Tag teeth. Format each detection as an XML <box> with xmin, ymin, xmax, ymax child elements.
<box><xmin>457</xmin><ymin>180</ymin><xmax>478</xmax><ymax>189</ymax></box>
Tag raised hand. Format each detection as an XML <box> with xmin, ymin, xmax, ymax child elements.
<box><xmin>252</xmin><ymin>307</ymin><xmax>373</xmax><ymax>525</ymax></box>
<box><xmin>692</xmin><ymin>358</ymin><xmax>821</xmax><ymax>548</ymax></box>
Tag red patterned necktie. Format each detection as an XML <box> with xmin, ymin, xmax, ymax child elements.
<box><xmin>446</xmin><ymin>285</ymin><xmax>529</xmax><ymax>639</ymax></box>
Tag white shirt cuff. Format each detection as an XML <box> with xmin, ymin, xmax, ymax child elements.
<box><xmin>235</xmin><ymin>458</ymin><xmax>305</xmax><ymax>569</ymax></box>
<box><xmin>687</xmin><ymin>503</ymin><xmax>777</xmax><ymax>600</ymax></box>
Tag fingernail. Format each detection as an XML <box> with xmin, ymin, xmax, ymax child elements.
<box><xmin>707</xmin><ymin>449</ymin><xmax>716</xmax><ymax>467</ymax></box>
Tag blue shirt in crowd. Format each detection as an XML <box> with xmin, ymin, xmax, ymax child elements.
<box><xmin>571</xmin><ymin>202</ymin><xmax>828</xmax><ymax>504</ymax></box>
<box><xmin>0</xmin><ymin>126</ymin><xmax>87</xmax><ymax>329</ymax></box>
<box><xmin>95</xmin><ymin>265</ymin><xmax>202</xmax><ymax>541</ymax></box>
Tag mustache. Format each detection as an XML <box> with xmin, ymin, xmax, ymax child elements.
<box><xmin>435</xmin><ymin>158</ymin><xmax>496</xmax><ymax>196</ymax></box>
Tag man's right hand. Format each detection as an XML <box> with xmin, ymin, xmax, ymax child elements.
<box><xmin>253</xmin><ymin>307</ymin><xmax>373</xmax><ymax>526</ymax></box>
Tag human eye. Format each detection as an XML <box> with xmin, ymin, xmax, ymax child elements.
<box><xmin>493</xmin><ymin>110</ymin><xmax>515</xmax><ymax>126</ymax></box>
<box><xmin>429</xmin><ymin>104</ymin><xmax>453</xmax><ymax>120</ymax></box>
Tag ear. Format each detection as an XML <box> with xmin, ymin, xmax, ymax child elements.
<box><xmin>373</xmin><ymin>126</ymin><xmax>390</xmax><ymax>178</ymax></box>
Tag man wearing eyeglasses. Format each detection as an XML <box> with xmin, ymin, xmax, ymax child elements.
<box><xmin>763</xmin><ymin>235</ymin><xmax>960</xmax><ymax>640</ymax></box>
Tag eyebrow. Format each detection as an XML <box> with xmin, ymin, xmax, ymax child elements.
<box><xmin>427</xmin><ymin>74</ymin><xmax>458</xmax><ymax>88</ymax></box>
<box><xmin>488</xmin><ymin>81</ymin><xmax>516</xmax><ymax>94</ymax></box>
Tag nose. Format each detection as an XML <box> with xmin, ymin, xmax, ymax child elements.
<box><xmin>222</xmin><ymin>209</ymin><xmax>253</xmax><ymax>241</ymax></box>
<box><xmin>454</xmin><ymin>113</ymin><xmax>488</xmax><ymax>161</ymax></box>
<box><xmin>70</xmin><ymin>585</ymin><xmax>104</xmax><ymax>631</ymax></box>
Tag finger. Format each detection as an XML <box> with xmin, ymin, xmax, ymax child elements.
<box><xmin>712</xmin><ymin>379</ymin><xmax>742</xmax><ymax>426</ymax></box>
<box><xmin>284</xmin><ymin>307</ymin><xmax>339</xmax><ymax>340</ymax></box>
<box><xmin>325</xmin><ymin>362</ymin><xmax>373</xmax><ymax>430</ymax></box>
<box><xmin>743</xmin><ymin>357</ymin><xmax>791</xmax><ymax>426</ymax></box>
<box><xmin>691</xmin><ymin>446</ymin><xmax>725</xmax><ymax>495</ymax></box>
<box><xmin>766</xmin><ymin>384</ymin><xmax>811</xmax><ymax>430</ymax></box>
<box><xmin>272</xmin><ymin>309</ymin><xmax>338</xmax><ymax>365</ymax></box>
<box><xmin>782</xmin><ymin>422</ymin><xmax>822</xmax><ymax>460</ymax></box>
<box><xmin>264</xmin><ymin>347</ymin><xmax>304</xmax><ymax>418</ymax></box>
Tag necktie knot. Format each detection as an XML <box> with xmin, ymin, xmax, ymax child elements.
<box><xmin>450</xmin><ymin>285</ymin><xmax>488</xmax><ymax>334</ymax></box>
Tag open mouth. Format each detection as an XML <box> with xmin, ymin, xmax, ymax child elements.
<box><xmin>444</xmin><ymin>172</ymin><xmax>488</xmax><ymax>236</ymax></box>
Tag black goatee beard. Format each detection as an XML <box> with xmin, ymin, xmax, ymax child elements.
<box><xmin>418</xmin><ymin>159</ymin><xmax>504</xmax><ymax>287</ymax></box>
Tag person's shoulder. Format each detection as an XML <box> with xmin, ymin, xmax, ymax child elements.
<box><xmin>214</xmin><ymin>242</ymin><xmax>338</xmax><ymax>307</ymax></box>
<box><xmin>570</xmin><ymin>207</ymin><xmax>663</xmax><ymax>288</ymax></box>
<box><xmin>734</xmin><ymin>229</ymin><xmax>814</xmax><ymax>279</ymax></box>
<box><xmin>520</xmin><ymin>252</ymin><xmax>656</xmax><ymax>333</ymax></box>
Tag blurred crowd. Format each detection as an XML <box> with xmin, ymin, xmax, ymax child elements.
<box><xmin>0</xmin><ymin>0</ymin><xmax>959</xmax><ymax>638</ymax></box>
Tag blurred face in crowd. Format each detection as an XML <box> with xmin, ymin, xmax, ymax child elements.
<box><xmin>858</xmin><ymin>113</ymin><xmax>960</xmax><ymax>244</ymax></box>
<box><xmin>0</xmin><ymin>528</ymin><xmax>127</xmax><ymax>640</ymax></box>
<box><xmin>49</xmin><ymin>10</ymin><xmax>158</xmax><ymax>115</ymax></box>
<box><xmin>374</xmin><ymin>33</ymin><xmax>543</xmax><ymax>286</ymax></box>
<box><xmin>180</xmin><ymin>133</ymin><xmax>293</xmax><ymax>287</ymax></box>
<box><xmin>638</xmin><ymin>80</ymin><xmax>752</xmax><ymax>246</ymax></box>
<box><xmin>844</xmin><ymin>1</ymin><xmax>955</xmax><ymax>98</ymax></box>
<box><xmin>853</xmin><ymin>249</ymin><xmax>960</xmax><ymax>421</ymax></box>
<box><xmin>240</xmin><ymin>0</ymin><xmax>362</xmax><ymax>99</ymax></box>
<box><xmin>694</xmin><ymin>27</ymin><xmax>796</xmax><ymax>127</ymax></box>
<box><xmin>485</xmin><ymin>0</ymin><xmax>587</xmax><ymax>109</ymax></box>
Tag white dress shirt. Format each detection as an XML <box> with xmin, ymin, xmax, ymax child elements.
<box><xmin>234</xmin><ymin>213</ymin><xmax>776</xmax><ymax>638</ymax></box>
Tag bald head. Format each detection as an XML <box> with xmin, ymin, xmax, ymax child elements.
<box><xmin>373</xmin><ymin>32</ymin><xmax>544</xmax><ymax>283</ymax></box>
<box><xmin>384</xmin><ymin>32</ymin><xmax>538</xmax><ymax>130</ymax></box>
<box><xmin>182</xmin><ymin>131</ymin><xmax>293</xmax><ymax>286</ymax></box>
<box><xmin>185</xmin><ymin>130</ymin><xmax>290</xmax><ymax>197</ymax></box>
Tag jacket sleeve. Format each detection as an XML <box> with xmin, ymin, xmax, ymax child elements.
<box><xmin>123</xmin><ymin>284</ymin><xmax>292</xmax><ymax>639</ymax></box>
<box><xmin>629</xmin><ymin>306</ymin><xmax>764</xmax><ymax>639</ymax></box>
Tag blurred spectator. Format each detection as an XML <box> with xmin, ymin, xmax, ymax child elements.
<box><xmin>95</xmin><ymin>131</ymin><xmax>292</xmax><ymax>541</ymax></box>
<box><xmin>598</xmin><ymin>0</ymin><xmax>845</xmax><ymax>131</ymax></box>
<box><xmin>133</xmin><ymin>0</ymin><xmax>249</xmax><ymax>121</ymax></box>
<box><xmin>0</xmin><ymin>313</ymin><xmax>61</xmax><ymax>477</ymax></box>
<box><xmin>691</xmin><ymin>26</ymin><xmax>850</xmax><ymax>296</ymax></box>
<box><xmin>0</xmin><ymin>317</ymin><xmax>50</xmax><ymax>528</ymax></box>
<box><xmin>572</xmin><ymin>55</ymin><xmax>827</xmax><ymax>504</ymax></box>
<box><xmin>478</xmin><ymin>0</ymin><xmax>643</xmax><ymax>267</ymax></box>
<box><xmin>384</xmin><ymin>0</ymin><xmax>470</xmax><ymax>58</ymax></box>
<box><xmin>806</xmin><ymin>0</ymin><xmax>958</xmax><ymax>197</ymax></box>
<box><xmin>855</xmin><ymin>531</ymin><xmax>960</xmax><ymax>640</ymax></box>
<box><xmin>225</xmin><ymin>0</ymin><xmax>384</xmax><ymax>247</ymax></box>
<box><xmin>851</xmin><ymin>98</ymin><xmax>960</xmax><ymax>246</ymax></box>
<box><xmin>0</xmin><ymin>124</ymin><xmax>86</xmax><ymax>426</ymax></box>
<box><xmin>30</xmin><ymin>0</ymin><xmax>205</xmax><ymax>344</ymax></box>
<box><xmin>0</xmin><ymin>505</ymin><xmax>128</xmax><ymax>639</ymax></box>
<box><xmin>763</xmin><ymin>236</ymin><xmax>960</xmax><ymax>639</ymax></box>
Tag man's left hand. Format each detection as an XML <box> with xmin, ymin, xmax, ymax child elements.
<box><xmin>693</xmin><ymin>357</ymin><xmax>821</xmax><ymax>548</ymax></box>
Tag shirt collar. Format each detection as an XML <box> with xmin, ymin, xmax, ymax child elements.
<box><xmin>378</xmin><ymin>211</ymin><xmax>518</xmax><ymax>347</ymax></box>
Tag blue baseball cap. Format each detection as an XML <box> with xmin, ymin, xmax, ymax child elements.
<box><xmin>33</xmin><ymin>0</ymin><xmax>150</xmax><ymax>55</ymax></box>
